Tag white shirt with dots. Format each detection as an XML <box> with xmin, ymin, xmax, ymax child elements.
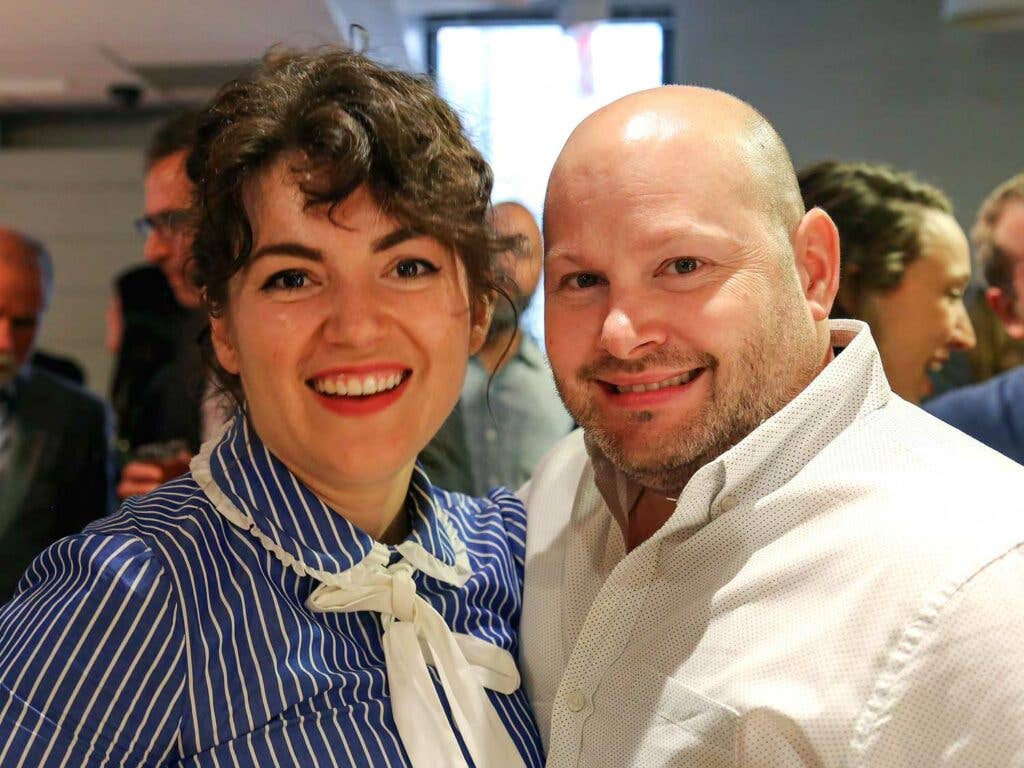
<box><xmin>519</xmin><ymin>319</ymin><xmax>1024</xmax><ymax>768</ymax></box>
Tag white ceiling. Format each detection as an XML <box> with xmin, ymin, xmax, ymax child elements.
<box><xmin>0</xmin><ymin>0</ymin><xmax>524</xmax><ymax>109</ymax></box>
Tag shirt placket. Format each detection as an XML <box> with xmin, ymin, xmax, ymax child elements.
<box><xmin>548</xmin><ymin>462</ymin><xmax>725</xmax><ymax>767</ymax></box>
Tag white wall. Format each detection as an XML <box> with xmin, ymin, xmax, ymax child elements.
<box><xmin>668</xmin><ymin>0</ymin><xmax>1024</xmax><ymax>227</ymax></box>
<box><xmin>0</xmin><ymin>150</ymin><xmax>143</xmax><ymax>396</ymax></box>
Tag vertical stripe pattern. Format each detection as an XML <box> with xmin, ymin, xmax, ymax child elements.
<box><xmin>0</xmin><ymin>415</ymin><xmax>543</xmax><ymax>767</ymax></box>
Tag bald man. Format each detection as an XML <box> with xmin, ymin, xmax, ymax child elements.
<box><xmin>519</xmin><ymin>88</ymin><xmax>1024</xmax><ymax>766</ymax></box>
<box><xmin>0</xmin><ymin>229</ymin><xmax>113</xmax><ymax>599</ymax></box>
<box><xmin>419</xmin><ymin>201</ymin><xmax>573</xmax><ymax>495</ymax></box>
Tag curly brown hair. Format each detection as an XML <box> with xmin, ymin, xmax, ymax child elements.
<box><xmin>797</xmin><ymin>160</ymin><xmax>954</xmax><ymax>318</ymax></box>
<box><xmin>187</xmin><ymin>47</ymin><xmax>514</xmax><ymax>403</ymax></box>
<box><xmin>973</xmin><ymin>172</ymin><xmax>1024</xmax><ymax>296</ymax></box>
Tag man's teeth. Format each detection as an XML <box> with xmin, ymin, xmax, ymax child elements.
<box><xmin>312</xmin><ymin>372</ymin><xmax>404</xmax><ymax>397</ymax></box>
<box><xmin>614</xmin><ymin>370</ymin><xmax>699</xmax><ymax>394</ymax></box>
<box><xmin>928</xmin><ymin>360</ymin><xmax>945</xmax><ymax>372</ymax></box>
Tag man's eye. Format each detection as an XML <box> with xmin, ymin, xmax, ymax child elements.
<box><xmin>571</xmin><ymin>273</ymin><xmax>601</xmax><ymax>289</ymax></box>
<box><xmin>670</xmin><ymin>258</ymin><xmax>700</xmax><ymax>274</ymax></box>
<box><xmin>394</xmin><ymin>259</ymin><xmax>439</xmax><ymax>278</ymax></box>
<box><xmin>262</xmin><ymin>270</ymin><xmax>308</xmax><ymax>291</ymax></box>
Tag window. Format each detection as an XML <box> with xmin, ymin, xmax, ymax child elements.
<box><xmin>429</xmin><ymin>12</ymin><xmax>671</xmax><ymax>343</ymax></box>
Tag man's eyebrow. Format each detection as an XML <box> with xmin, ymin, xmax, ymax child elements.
<box><xmin>249</xmin><ymin>242</ymin><xmax>323</xmax><ymax>262</ymax></box>
<box><xmin>372</xmin><ymin>226</ymin><xmax>420</xmax><ymax>253</ymax></box>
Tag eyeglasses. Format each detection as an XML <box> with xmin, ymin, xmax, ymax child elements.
<box><xmin>133</xmin><ymin>209</ymin><xmax>192</xmax><ymax>239</ymax></box>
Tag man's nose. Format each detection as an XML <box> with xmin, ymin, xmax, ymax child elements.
<box><xmin>599</xmin><ymin>302</ymin><xmax>666</xmax><ymax>360</ymax></box>
<box><xmin>950</xmin><ymin>302</ymin><xmax>976</xmax><ymax>350</ymax></box>
<box><xmin>143</xmin><ymin>231</ymin><xmax>166</xmax><ymax>264</ymax></box>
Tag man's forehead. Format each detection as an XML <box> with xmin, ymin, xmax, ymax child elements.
<box><xmin>0</xmin><ymin>258</ymin><xmax>44</xmax><ymax>303</ymax></box>
<box><xmin>994</xmin><ymin>199</ymin><xmax>1024</xmax><ymax>256</ymax></box>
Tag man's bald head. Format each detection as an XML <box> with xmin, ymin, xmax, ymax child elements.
<box><xmin>491</xmin><ymin>201</ymin><xmax>543</xmax><ymax>295</ymax></box>
<box><xmin>486</xmin><ymin>201</ymin><xmax>543</xmax><ymax>342</ymax></box>
<box><xmin>0</xmin><ymin>228</ymin><xmax>53</xmax><ymax>385</ymax></box>
<box><xmin>0</xmin><ymin>228</ymin><xmax>52</xmax><ymax>306</ymax></box>
<box><xmin>545</xmin><ymin>86</ymin><xmax>804</xmax><ymax>249</ymax></box>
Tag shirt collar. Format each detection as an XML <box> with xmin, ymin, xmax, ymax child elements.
<box><xmin>587</xmin><ymin>320</ymin><xmax>892</xmax><ymax>531</ymax></box>
<box><xmin>193</xmin><ymin>413</ymin><xmax>470</xmax><ymax>586</ymax></box>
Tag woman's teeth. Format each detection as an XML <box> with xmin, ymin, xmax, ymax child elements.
<box><xmin>614</xmin><ymin>369</ymin><xmax>699</xmax><ymax>394</ymax></box>
<box><xmin>312</xmin><ymin>372</ymin><xmax>404</xmax><ymax>397</ymax></box>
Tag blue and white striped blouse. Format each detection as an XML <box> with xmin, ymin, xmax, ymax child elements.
<box><xmin>0</xmin><ymin>415</ymin><xmax>544</xmax><ymax>767</ymax></box>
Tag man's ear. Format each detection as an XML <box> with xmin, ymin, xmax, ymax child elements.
<box><xmin>986</xmin><ymin>287</ymin><xmax>1024</xmax><ymax>339</ymax></box>
<box><xmin>209</xmin><ymin>314</ymin><xmax>241</xmax><ymax>374</ymax></box>
<box><xmin>792</xmin><ymin>207</ymin><xmax>841</xmax><ymax>321</ymax></box>
<box><xmin>469</xmin><ymin>294</ymin><xmax>494</xmax><ymax>355</ymax></box>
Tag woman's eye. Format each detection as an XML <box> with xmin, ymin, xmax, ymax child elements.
<box><xmin>262</xmin><ymin>270</ymin><xmax>308</xmax><ymax>291</ymax></box>
<box><xmin>669</xmin><ymin>258</ymin><xmax>700</xmax><ymax>274</ymax></box>
<box><xmin>394</xmin><ymin>259</ymin><xmax>439</xmax><ymax>279</ymax></box>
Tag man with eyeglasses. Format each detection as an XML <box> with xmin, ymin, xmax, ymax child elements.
<box><xmin>926</xmin><ymin>172</ymin><xmax>1024</xmax><ymax>464</ymax></box>
<box><xmin>117</xmin><ymin>112</ymin><xmax>231</xmax><ymax>498</ymax></box>
<box><xmin>0</xmin><ymin>228</ymin><xmax>113</xmax><ymax>599</ymax></box>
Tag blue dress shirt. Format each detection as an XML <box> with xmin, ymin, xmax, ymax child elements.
<box><xmin>924</xmin><ymin>366</ymin><xmax>1024</xmax><ymax>465</ymax></box>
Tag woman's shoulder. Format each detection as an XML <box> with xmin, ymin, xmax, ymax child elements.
<box><xmin>0</xmin><ymin>519</ymin><xmax>188</xmax><ymax>765</ymax></box>
<box><xmin>434</xmin><ymin>485</ymin><xmax>527</xmax><ymax>567</ymax></box>
<box><xmin>89</xmin><ymin>472</ymin><xmax>224</xmax><ymax>549</ymax></box>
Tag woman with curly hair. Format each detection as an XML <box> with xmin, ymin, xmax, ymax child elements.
<box><xmin>798</xmin><ymin>160</ymin><xmax>976</xmax><ymax>403</ymax></box>
<box><xmin>0</xmin><ymin>48</ymin><xmax>542</xmax><ymax>768</ymax></box>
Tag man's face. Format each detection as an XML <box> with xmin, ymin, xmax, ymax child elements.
<box><xmin>0</xmin><ymin>248</ymin><xmax>45</xmax><ymax>387</ymax></box>
<box><xmin>143</xmin><ymin>149</ymin><xmax>199</xmax><ymax>308</ymax></box>
<box><xmin>544</xmin><ymin>141</ymin><xmax>824</xmax><ymax>492</ymax></box>
<box><xmin>992</xmin><ymin>199</ymin><xmax>1024</xmax><ymax>334</ymax></box>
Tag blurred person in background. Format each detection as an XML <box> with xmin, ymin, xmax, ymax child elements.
<box><xmin>926</xmin><ymin>173</ymin><xmax>1024</xmax><ymax>463</ymax></box>
<box><xmin>420</xmin><ymin>201</ymin><xmax>573</xmax><ymax>494</ymax></box>
<box><xmin>118</xmin><ymin>110</ymin><xmax>232</xmax><ymax>497</ymax></box>
<box><xmin>106</xmin><ymin>263</ymin><xmax>188</xmax><ymax>458</ymax></box>
<box><xmin>0</xmin><ymin>48</ymin><xmax>542</xmax><ymax>767</ymax></box>
<box><xmin>798</xmin><ymin>160</ymin><xmax>976</xmax><ymax>404</ymax></box>
<box><xmin>0</xmin><ymin>228</ymin><xmax>113</xmax><ymax>600</ymax></box>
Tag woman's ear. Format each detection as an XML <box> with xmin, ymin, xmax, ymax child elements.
<box><xmin>210</xmin><ymin>314</ymin><xmax>241</xmax><ymax>375</ymax></box>
<box><xmin>469</xmin><ymin>293</ymin><xmax>494</xmax><ymax>355</ymax></box>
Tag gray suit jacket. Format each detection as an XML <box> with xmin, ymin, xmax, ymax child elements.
<box><xmin>0</xmin><ymin>366</ymin><xmax>114</xmax><ymax>599</ymax></box>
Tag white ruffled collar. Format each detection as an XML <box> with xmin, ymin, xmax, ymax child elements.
<box><xmin>190</xmin><ymin>414</ymin><xmax>472</xmax><ymax>589</ymax></box>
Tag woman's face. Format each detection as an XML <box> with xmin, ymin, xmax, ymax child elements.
<box><xmin>210</xmin><ymin>157</ymin><xmax>489</xmax><ymax>496</ymax></box>
<box><xmin>859</xmin><ymin>209</ymin><xmax>975</xmax><ymax>404</ymax></box>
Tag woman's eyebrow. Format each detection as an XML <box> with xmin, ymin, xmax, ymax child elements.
<box><xmin>372</xmin><ymin>227</ymin><xmax>420</xmax><ymax>253</ymax></box>
<box><xmin>250</xmin><ymin>242</ymin><xmax>323</xmax><ymax>262</ymax></box>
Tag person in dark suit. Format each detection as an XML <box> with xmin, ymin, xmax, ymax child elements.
<box><xmin>0</xmin><ymin>228</ymin><xmax>114</xmax><ymax>599</ymax></box>
<box><xmin>116</xmin><ymin>110</ymin><xmax>232</xmax><ymax>499</ymax></box>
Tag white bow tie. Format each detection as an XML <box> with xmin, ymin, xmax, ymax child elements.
<box><xmin>307</xmin><ymin>561</ymin><xmax>528</xmax><ymax>768</ymax></box>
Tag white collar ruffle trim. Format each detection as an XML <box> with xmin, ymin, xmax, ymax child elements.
<box><xmin>190</xmin><ymin>418</ymin><xmax>472</xmax><ymax>590</ymax></box>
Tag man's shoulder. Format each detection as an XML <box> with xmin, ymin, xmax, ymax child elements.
<box><xmin>20</xmin><ymin>366</ymin><xmax>107</xmax><ymax>422</ymax></box>
<box><xmin>924</xmin><ymin>367</ymin><xmax>1024</xmax><ymax>432</ymax></box>
<box><xmin>814</xmin><ymin>397</ymin><xmax>1024</xmax><ymax>562</ymax></box>
<box><xmin>926</xmin><ymin>365</ymin><xmax>1024</xmax><ymax>412</ymax></box>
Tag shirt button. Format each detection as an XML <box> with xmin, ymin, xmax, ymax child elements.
<box><xmin>718</xmin><ymin>493</ymin><xmax>738</xmax><ymax>515</ymax></box>
<box><xmin>484</xmin><ymin>428</ymin><xmax>497</xmax><ymax>442</ymax></box>
<box><xmin>565</xmin><ymin>689</ymin><xmax>587</xmax><ymax>712</ymax></box>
